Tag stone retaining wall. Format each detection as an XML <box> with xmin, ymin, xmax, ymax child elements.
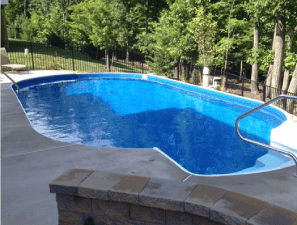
<box><xmin>49</xmin><ymin>169</ymin><xmax>297</xmax><ymax>225</ymax></box>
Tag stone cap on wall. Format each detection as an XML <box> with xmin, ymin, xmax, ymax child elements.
<box><xmin>49</xmin><ymin>168</ymin><xmax>297</xmax><ymax>225</ymax></box>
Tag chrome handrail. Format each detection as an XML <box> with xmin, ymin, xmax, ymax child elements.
<box><xmin>235</xmin><ymin>94</ymin><xmax>297</xmax><ymax>177</ymax></box>
<box><xmin>1</xmin><ymin>70</ymin><xmax>20</xmax><ymax>95</ymax></box>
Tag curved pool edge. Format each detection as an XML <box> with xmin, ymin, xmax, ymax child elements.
<box><xmin>11</xmin><ymin>72</ymin><xmax>297</xmax><ymax>176</ymax></box>
<box><xmin>4</xmin><ymin>78</ymin><xmax>297</xmax><ymax>225</ymax></box>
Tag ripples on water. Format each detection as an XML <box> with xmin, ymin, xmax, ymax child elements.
<box><xmin>18</xmin><ymin>78</ymin><xmax>289</xmax><ymax>175</ymax></box>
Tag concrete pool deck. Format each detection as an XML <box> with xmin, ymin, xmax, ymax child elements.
<box><xmin>1</xmin><ymin>71</ymin><xmax>297</xmax><ymax>224</ymax></box>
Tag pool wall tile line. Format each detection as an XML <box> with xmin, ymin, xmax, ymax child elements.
<box><xmin>50</xmin><ymin>168</ymin><xmax>297</xmax><ymax>225</ymax></box>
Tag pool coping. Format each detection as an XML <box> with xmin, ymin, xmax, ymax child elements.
<box><xmin>2</xmin><ymin>71</ymin><xmax>297</xmax><ymax>224</ymax></box>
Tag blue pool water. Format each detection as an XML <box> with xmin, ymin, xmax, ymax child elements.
<box><xmin>15</xmin><ymin>73</ymin><xmax>292</xmax><ymax>175</ymax></box>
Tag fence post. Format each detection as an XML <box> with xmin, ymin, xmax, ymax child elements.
<box><xmin>72</xmin><ymin>45</ymin><xmax>75</xmax><ymax>71</ymax></box>
<box><xmin>177</xmin><ymin>62</ymin><xmax>180</xmax><ymax>80</ymax></box>
<box><xmin>141</xmin><ymin>55</ymin><xmax>144</xmax><ymax>73</ymax></box>
<box><xmin>30</xmin><ymin>42</ymin><xmax>34</xmax><ymax>70</ymax></box>
<box><xmin>108</xmin><ymin>50</ymin><xmax>111</xmax><ymax>72</ymax></box>
<box><xmin>241</xmin><ymin>72</ymin><xmax>245</xmax><ymax>96</ymax></box>
<box><xmin>283</xmin><ymin>90</ymin><xmax>287</xmax><ymax>110</ymax></box>
<box><xmin>262</xmin><ymin>81</ymin><xmax>266</xmax><ymax>102</ymax></box>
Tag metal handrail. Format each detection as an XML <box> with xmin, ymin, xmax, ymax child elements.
<box><xmin>235</xmin><ymin>94</ymin><xmax>297</xmax><ymax>177</ymax></box>
<box><xmin>1</xmin><ymin>70</ymin><xmax>20</xmax><ymax>95</ymax></box>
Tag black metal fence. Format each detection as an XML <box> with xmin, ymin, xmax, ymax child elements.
<box><xmin>168</xmin><ymin>62</ymin><xmax>296</xmax><ymax>115</ymax></box>
<box><xmin>2</xmin><ymin>40</ymin><xmax>147</xmax><ymax>74</ymax></box>
<box><xmin>211</xmin><ymin>69</ymin><xmax>297</xmax><ymax>115</ymax></box>
<box><xmin>2</xmin><ymin>40</ymin><xmax>296</xmax><ymax>115</ymax></box>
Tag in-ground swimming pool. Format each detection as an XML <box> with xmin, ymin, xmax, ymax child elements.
<box><xmin>14</xmin><ymin>73</ymin><xmax>293</xmax><ymax>175</ymax></box>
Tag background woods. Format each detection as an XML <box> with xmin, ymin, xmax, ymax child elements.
<box><xmin>2</xmin><ymin>0</ymin><xmax>297</xmax><ymax>105</ymax></box>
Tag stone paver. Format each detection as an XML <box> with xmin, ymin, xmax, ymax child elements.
<box><xmin>185</xmin><ymin>185</ymin><xmax>228</xmax><ymax>217</ymax></box>
<box><xmin>210</xmin><ymin>192</ymin><xmax>270</xmax><ymax>225</ymax></box>
<box><xmin>50</xmin><ymin>168</ymin><xmax>94</xmax><ymax>195</ymax></box>
<box><xmin>139</xmin><ymin>178</ymin><xmax>197</xmax><ymax>211</ymax></box>
<box><xmin>247</xmin><ymin>205</ymin><xmax>297</xmax><ymax>225</ymax></box>
<box><xmin>109</xmin><ymin>175</ymin><xmax>150</xmax><ymax>204</ymax></box>
<box><xmin>79</xmin><ymin>171</ymin><xmax>128</xmax><ymax>200</ymax></box>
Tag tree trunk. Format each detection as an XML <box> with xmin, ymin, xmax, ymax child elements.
<box><xmin>126</xmin><ymin>44</ymin><xmax>130</xmax><ymax>62</ymax></box>
<box><xmin>1</xmin><ymin>8</ymin><xmax>8</xmax><ymax>47</ymax></box>
<box><xmin>239</xmin><ymin>58</ymin><xmax>243</xmax><ymax>80</ymax></box>
<box><xmin>199</xmin><ymin>68</ymin><xmax>203</xmax><ymax>85</ymax></box>
<box><xmin>271</xmin><ymin>15</ymin><xmax>284</xmax><ymax>99</ymax></box>
<box><xmin>180</xmin><ymin>58</ymin><xmax>184</xmax><ymax>81</ymax></box>
<box><xmin>251</xmin><ymin>26</ymin><xmax>259</xmax><ymax>93</ymax></box>
<box><xmin>191</xmin><ymin>57</ymin><xmax>197</xmax><ymax>83</ymax></box>
<box><xmin>105</xmin><ymin>49</ymin><xmax>110</xmax><ymax>71</ymax></box>
<box><xmin>96</xmin><ymin>47</ymin><xmax>99</xmax><ymax>60</ymax></box>
<box><xmin>281</xmin><ymin>31</ymin><xmax>292</xmax><ymax>95</ymax></box>
<box><xmin>265</xmin><ymin>64</ymin><xmax>273</xmax><ymax>98</ymax></box>
<box><xmin>114</xmin><ymin>46</ymin><xmax>118</xmax><ymax>61</ymax></box>
<box><xmin>266</xmin><ymin>23</ymin><xmax>278</xmax><ymax>97</ymax></box>
<box><xmin>221</xmin><ymin>74</ymin><xmax>227</xmax><ymax>91</ymax></box>
<box><xmin>174</xmin><ymin>59</ymin><xmax>179</xmax><ymax>80</ymax></box>
<box><xmin>281</xmin><ymin>69</ymin><xmax>290</xmax><ymax>94</ymax></box>
<box><xmin>271</xmin><ymin>21</ymin><xmax>277</xmax><ymax>50</ymax></box>
<box><xmin>24</xmin><ymin>0</ymin><xmax>26</xmax><ymax>16</ymax></box>
<box><xmin>111</xmin><ymin>51</ymin><xmax>115</xmax><ymax>72</ymax></box>
<box><xmin>63</xmin><ymin>13</ymin><xmax>66</xmax><ymax>42</ymax></box>
<box><xmin>145</xmin><ymin>1</ymin><xmax>148</xmax><ymax>34</ymax></box>
<box><xmin>287</xmin><ymin>64</ymin><xmax>297</xmax><ymax>114</ymax></box>
<box><xmin>221</xmin><ymin>0</ymin><xmax>235</xmax><ymax>92</ymax></box>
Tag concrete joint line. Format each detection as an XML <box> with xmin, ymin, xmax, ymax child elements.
<box><xmin>2</xmin><ymin>144</ymin><xmax>77</xmax><ymax>158</ymax></box>
<box><xmin>183</xmin><ymin>174</ymin><xmax>192</xmax><ymax>182</ymax></box>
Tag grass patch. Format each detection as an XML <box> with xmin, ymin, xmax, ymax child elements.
<box><xmin>5</xmin><ymin>40</ymin><xmax>148</xmax><ymax>73</ymax></box>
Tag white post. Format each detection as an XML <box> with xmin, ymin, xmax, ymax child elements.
<box><xmin>24</xmin><ymin>48</ymin><xmax>29</xmax><ymax>55</ymax></box>
<box><xmin>203</xmin><ymin>66</ymin><xmax>210</xmax><ymax>87</ymax></box>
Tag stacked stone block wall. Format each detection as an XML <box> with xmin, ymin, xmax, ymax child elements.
<box><xmin>50</xmin><ymin>169</ymin><xmax>297</xmax><ymax>225</ymax></box>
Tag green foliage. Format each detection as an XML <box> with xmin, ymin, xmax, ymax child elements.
<box><xmin>7</xmin><ymin>14</ymin><xmax>23</xmax><ymax>38</ymax></box>
<box><xmin>19</xmin><ymin>15</ymin><xmax>35</xmax><ymax>41</ymax></box>
<box><xmin>3</xmin><ymin>0</ymin><xmax>297</xmax><ymax>81</ymax></box>
<box><xmin>284</xmin><ymin>53</ymin><xmax>297</xmax><ymax>75</ymax></box>
<box><xmin>5</xmin><ymin>0</ymin><xmax>24</xmax><ymax>25</ymax></box>
<box><xmin>258</xmin><ymin>49</ymin><xmax>274</xmax><ymax>74</ymax></box>
<box><xmin>142</xmin><ymin>0</ymin><xmax>198</xmax><ymax>76</ymax></box>
<box><xmin>246</xmin><ymin>46</ymin><xmax>274</xmax><ymax>77</ymax></box>
<box><xmin>189</xmin><ymin>7</ymin><xmax>217</xmax><ymax>67</ymax></box>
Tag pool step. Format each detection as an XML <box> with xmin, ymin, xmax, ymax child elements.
<box><xmin>235</xmin><ymin>151</ymin><xmax>293</xmax><ymax>174</ymax></box>
<box><xmin>255</xmin><ymin>151</ymin><xmax>289</xmax><ymax>169</ymax></box>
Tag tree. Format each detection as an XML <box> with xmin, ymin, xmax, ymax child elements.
<box><xmin>250</xmin><ymin>26</ymin><xmax>259</xmax><ymax>92</ymax></box>
<box><xmin>264</xmin><ymin>0</ymin><xmax>297</xmax><ymax>100</ymax></box>
<box><xmin>221</xmin><ymin>0</ymin><xmax>235</xmax><ymax>91</ymax></box>
<box><xmin>145</xmin><ymin>0</ymin><xmax>197</xmax><ymax>78</ymax></box>
<box><xmin>189</xmin><ymin>7</ymin><xmax>217</xmax><ymax>68</ymax></box>
<box><xmin>245</xmin><ymin>0</ymin><xmax>269</xmax><ymax>93</ymax></box>
<box><xmin>270</xmin><ymin>14</ymin><xmax>285</xmax><ymax>99</ymax></box>
<box><xmin>70</xmin><ymin>0</ymin><xmax>123</xmax><ymax>69</ymax></box>
<box><xmin>28</xmin><ymin>0</ymin><xmax>67</xmax><ymax>45</ymax></box>
<box><xmin>287</xmin><ymin>64</ymin><xmax>297</xmax><ymax>113</ymax></box>
<box><xmin>281</xmin><ymin>69</ymin><xmax>290</xmax><ymax>94</ymax></box>
<box><xmin>208</xmin><ymin>0</ymin><xmax>253</xmax><ymax>88</ymax></box>
<box><xmin>265</xmin><ymin>23</ymin><xmax>277</xmax><ymax>98</ymax></box>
